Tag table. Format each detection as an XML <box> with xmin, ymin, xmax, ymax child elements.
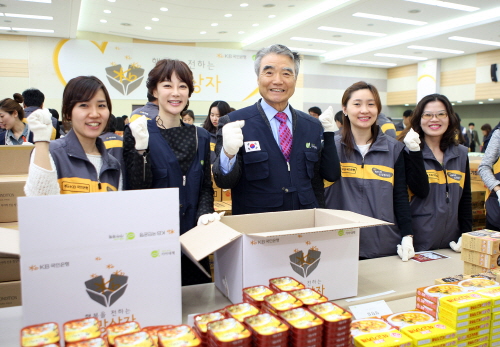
<box><xmin>0</xmin><ymin>249</ymin><xmax>464</xmax><ymax>346</ymax></box>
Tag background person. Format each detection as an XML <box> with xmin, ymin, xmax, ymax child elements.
<box><xmin>478</xmin><ymin>129</ymin><xmax>500</xmax><ymax>231</ymax></box>
<box><xmin>130</xmin><ymin>92</ymin><xmax>159</xmax><ymax>122</ymax></box>
<box><xmin>212</xmin><ymin>44</ymin><xmax>340</xmax><ymax>215</ymax></box>
<box><xmin>466</xmin><ymin>122</ymin><xmax>480</xmax><ymax>152</ymax></box>
<box><xmin>308</xmin><ymin>106</ymin><xmax>321</xmax><ymax>119</ymax></box>
<box><xmin>24</xmin><ymin>76</ymin><xmax>122</xmax><ymax>196</ymax></box>
<box><xmin>0</xmin><ymin>94</ymin><xmax>33</xmax><ymax>145</ymax></box>
<box><xmin>481</xmin><ymin>123</ymin><xmax>492</xmax><ymax>152</ymax></box>
<box><xmin>22</xmin><ymin>88</ymin><xmax>59</xmax><ymax>139</ymax></box>
<box><xmin>395</xmin><ymin>109</ymin><xmax>412</xmax><ymax>135</ymax></box>
<box><xmin>181</xmin><ymin>109</ymin><xmax>195</xmax><ymax>125</ymax></box>
<box><xmin>123</xmin><ymin>59</ymin><xmax>217</xmax><ymax>286</ymax></box>
<box><xmin>324</xmin><ymin>81</ymin><xmax>412</xmax><ymax>260</ymax></box>
<box><xmin>400</xmin><ymin>94</ymin><xmax>471</xmax><ymax>253</ymax></box>
<box><xmin>203</xmin><ymin>100</ymin><xmax>231</xmax><ymax>163</ymax></box>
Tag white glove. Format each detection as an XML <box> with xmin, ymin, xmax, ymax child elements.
<box><xmin>197</xmin><ymin>212</ymin><xmax>225</xmax><ymax>226</ymax></box>
<box><xmin>397</xmin><ymin>236</ymin><xmax>415</xmax><ymax>261</ymax></box>
<box><xmin>496</xmin><ymin>190</ymin><xmax>500</xmax><ymax>207</ymax></box>
<box><xmin>27</xmin><ymin>108</ymin><xmax>53</xmax><ymax>142</ymax></box>
<box><xmin>222</xmin><ymin>120</ymin><xmax>244</xmax><ymax>156</ymax></box>
<box><xmin>318</xmin><ymin>106</ymin><xmax>338</xmax><ymax>133</ymax></box>
<box><xmin>450</xmin><ymin>236</ymin><xmax>462</xmax><ymax>252</ymax></box>
<box><xmin>404</xmin><ymin>128</ymin><xmax>421</xmax><ymax>152</ymax></box>
<box><xmin>129</xmin><ymin>115</ymin><xmax>149</xmax><ymax>150</ymax></box>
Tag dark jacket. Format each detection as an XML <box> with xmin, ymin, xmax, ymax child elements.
<box><xmin>212</xmin><ymin>101</ymin><xmax>339</xmax><ymax>215</ymax></box>
<box><xmin>49</xmin><ymin>129</ymin><xmax>121</xmax><ymax>193</ymax></box>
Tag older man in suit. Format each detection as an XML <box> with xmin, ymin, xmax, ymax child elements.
<box><xmin>212</xmin><ymin>44</ymin><xmax>339</xmax><ymax>215</ymax></box>
<box><xmin>467</xmin><ymin>122</ymin><xmax>480</xmax><ymax>152</ymax></box>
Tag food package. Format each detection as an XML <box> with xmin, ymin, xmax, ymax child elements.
<box><xmin>461</xmin><ymin>249</ymin><xmax>500</xmax><ymax>269</ymax></box>
<box><xmin>207</xmin><ymin>318</ymin><xmax>252</xmax><ymax>347</ymax></box>
<box><xmin>157</xmin><ymin>325</ymin><xmax>202</xmax><ymax>347</ymax></box>
<box><xmin>225</xmin><ymin>302</ymin><xmax>260</xmax><ymax>322</ymax></box>
<box><xmin>114</xmin><ymin>331</ymin><xmax>155</xmax><ymax>347</ymax></box>
<box><xmin>63</xmin><ymin>318</ymin><xmax>101</xmax><ymax>344</ymax></box>
<box><xmin>21</xmin><ymin>322</ymin><xmax>60</xmax><ymax>347</ymax></box>
<box><xmin>353</xmin><ymin>329</ymin><xmax>412</xmax><ymax>347</ymax></box>
<box><xmin>279</xmin><ymin>307</ymin><xmax>323</xmax><ymax>347</ymax></box>
<box><xmin>262</xmin><ymin>292</ymin><xmax>303</xmax><ymax>316</ymax></box>
<box><xmin>242</xmin><ymin>285</ymin><xmax>274</xmax><ymax>308</ymax></box>
<box><xmin>462</xmin><ymin>230</ymin><xmax>500</xmax><ymax>255</ymax></box>
<box><xmin>269</xmin><ymin>277</ymin><xmax>305</xmax><ymax>293</ymax></box>
<box><xmin>289</xmin><ymin>288</ymin><xmax>328</xmax><ymax>306</ymax></box>
<box><xmin>382</xmin><ymin>311</ymin><xmax>436</xmax><ymax>330</ymax></box>
<box><xmin>244</xmin><ymin>313</ymin><xmax>289</xmax><ymax>347</ymax></box>
<box><xmin>438</xmin><ymin>293</ymin><xmax>491</xmax><ymax>315</ymax></box>
<box><xmin>400</xmin><ymin>321</ymin><xmax>456</xmax><ymax>346</ymax></box>
<box><xmin>106</xmin><ymin>321</ymin><xmax>141</xmax><ymax>346</ymax></box>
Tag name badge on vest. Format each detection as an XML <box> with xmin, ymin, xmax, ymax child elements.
<box><xmin>244</xmin><ymin>141</ymin><xmax>261</xmax><ymax>152</ymax></box>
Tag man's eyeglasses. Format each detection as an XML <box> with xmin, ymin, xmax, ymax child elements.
<box><xmin>422</xmin><ymin>112</ymin><xmax>448</xmax><ymax>119</ymax></box>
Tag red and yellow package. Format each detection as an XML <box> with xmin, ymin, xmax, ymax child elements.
<box><xmin>290</xmin><ymin>288</ymin><xmax>328</xmax><ymax>306</ymax></box>
<box><xmin>114</xmin><ymin>331</ymin><xmax>154</xmax><ymax>347</ymax></box>
<box><xmin>63</xmin><ymin>318</ymin><xmax>101</xmax><ymax>343</ymax></box>
<box><xmin>157</xmin><ymin>325</ymin><xmax>202</xmax><ymax>347</ymax></box>
<box><xmin>207</xmin><ymin>318</ymin><xmax>251</xmax><ymax>343</ymax></box>
<box><xmin>106</xmin><ymin>321</ymin><xmax>141</xmax><ymax>346</ymax></box>
<box><xmin>353</xmin><ymin>329</ymin><xmax>412</xmax><ymax>347</ymax></box>
<box><xmin>350</xmin><ymin>319</ymin><xmax>393</xmax><ymax>337</ymax></box>
<box><xmin>66</xmin><ymin>337</ymin><xmax>107</xmax><ymax>347</ymax></box>
<box><xmin>244</xmin><ymin>313</ymin><xmax>289</xmax><ymax>336</ymax></box>
<box><xmin>193</xmin><ymin>310</ymin><xmax>226</xmax><ymax>334</ymax></box>
<box><xmin>142</xmin><ymin>326</ymin><xmax>175</xmax><ymax>347</ymax></box>
<box><xmin>269</xmin><ymin>277</ymin><xmax>305</xmax><ymax>292</ymax></box>
<box><xmin>21</xmin><ymin>322</ymin><xmax>60</xmax><ymax>347</ymax></box>
<box><xmin>225</xmin><ymin>302</ymin><xmax>259</xmax><ymax>322</ymax></box>
<box><xmin>383</xmin><ymin>311</ymin><xmax>435</xmax><ymax>330</ymax></box>
<box><xmin>400</xmin><ymin>321</ymin><xmax>456</xmax><ymax>345</ymax></box>
<box><xmin>242</xmin><ymin>285</ymin><xmax>274</xmax><ymax>306</ymax></box>
<box><xmin>263</xmin><ymin>292</ymin><xmax>302</xmax><ymax>315</ymax></box>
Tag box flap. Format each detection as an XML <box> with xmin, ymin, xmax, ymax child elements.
<box><xmin>180</xmin><ymin>219</ymin><xmax>242</xmax><ymax>261</ymax></box>
<box><xmin>0</xmin><ymin>227</ymin><xmax>20</xmax><ymax>258</ymax></box>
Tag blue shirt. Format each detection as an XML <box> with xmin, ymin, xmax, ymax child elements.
<box><xmin>220</xmin><ymin>99</ymin><xmax>292</xmax><ymax>173</ymax></box>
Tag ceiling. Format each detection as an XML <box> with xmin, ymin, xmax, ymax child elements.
<box><xmin>1</xmin><ymin>0</ymin><xmax>500</xmax><ymax>68</ymax></box>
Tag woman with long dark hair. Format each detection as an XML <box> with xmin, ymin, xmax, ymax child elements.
<box><xmin>203</xmin><ymin>100</ymin><xmax>231</xmax><ymax>163</ymax></box>
<box><xmin>324</xmin><ymin>81</ymin><xmax>412</xmax><ymax>259</ymax></box>
<box><xmin>399</xmin><ymin>93</ymin><xmax>471</xmax><ymax>252</ymax></box>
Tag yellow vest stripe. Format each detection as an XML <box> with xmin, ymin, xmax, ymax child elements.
<box><xmin>58</xmin><ymin>177</ymin><xmax>117</xmax><ymax>194</ymax></box>
<box><xmin>103</xmin><ymin>140</ymin><xmax>123</xmax><ymax>149</ymax></box>
<box><xmin>340</xmin><ymin>163</ymin><xmax>395</xmax><ymax>185</ymax></box>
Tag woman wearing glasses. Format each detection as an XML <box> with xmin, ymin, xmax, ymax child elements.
<box><xmin>401</xmin><ymin>94</ymin><xmax>471</xmax><ymax>253</ymax></box>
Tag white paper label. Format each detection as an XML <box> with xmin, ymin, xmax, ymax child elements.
<box><xmin>349</xmin><ymin>300</ymin><xmax>392</xmax><ymax>320</ymax></box>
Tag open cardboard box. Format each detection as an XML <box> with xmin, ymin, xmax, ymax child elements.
<box><xmin>180</xmin><ymin>208</ymin><xmax>390</xmax><ymax>303</ymax></box>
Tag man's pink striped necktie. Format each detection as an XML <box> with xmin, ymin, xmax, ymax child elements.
<box><xmin>275</xmin><ymin>112</ymin><xmax>292</xmax><ymax>162</ymax></box>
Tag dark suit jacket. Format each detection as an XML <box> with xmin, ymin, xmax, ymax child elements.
<box><xmin>212</xmin><ymin>100</ymin><xmax>339</xmax><ymax>215</ymax></box>
<box><xmin>466</xmin><ymin>129</ymin><xmax>480</xmax><ymax>147</ymax></box>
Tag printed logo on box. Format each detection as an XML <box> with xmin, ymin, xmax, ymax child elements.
<box><xmin>289</xmin><ymin>246</ymin><xmax>321</xmax><ymax>278</ymax></box>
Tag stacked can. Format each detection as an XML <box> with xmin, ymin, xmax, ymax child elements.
<box><xmin>206</xmin><ymin>318</ymin><xmax>252</xmax><ymax>347</ymax></box>
<box><xmin>67</xmin><ymin>338</ymin><xmax>107</xmax><ymax>346</ymax></box>
<box><xmin>106</xmin><ymin>321</ymin><xmax>142</xmax><ymax>346</ymax></box>
<box><xmin>157</xmin><ymin>325</ymin><xmax>203</xmax><ymax>347</ymax></box>
<box><xmin>242</xmin><ymin>285</ymin><xmax>274</xmax><ymax>309</ymax></box>
<box><xmin>476</xmin><ymin>286</ymin><xmax>500</xmax><ymax>345</ymax></box>
<box><xmin>438</xmin><ymin>292</ymin><xmax>491</xmax><ymax>346</ymax></box>
<box><xmin>279</xmin><ymin>307</ymin><xmax>324</xmax><ymax>347</ymax></box>
<box><xmin>416</xmin><ymin>284</ymin><xmax>469</xmax><ymax>318</ymax></box>
<box><xmin>262</xmin><ymin>292</ymin><xmax>303</xmax><ymax>316</ymax></box>
<box><xmin>290</xmin><ymin>288</ymin><xmax>328</xmax><ymax>306</ymax></box>
<box><xmin>269</xmin><ymin>277</ymin><xmax>305</xmax><ymax>293</ymax></box>
<box><xmin>114</xmin><ymin>331</ymin><xmax>156</xmax><ymax>347</ymax></box>
<box><xmin>309</xmin><ymin>302</ymin><xmax>352</xmax><ymax>347</ymax></box>
<box><xmin>142</xmin><ymin>326</ymin><xmax>176</xmax><ymax>347</ymax></box>
<box><xmin>193</xmin><ymin>310</ymin><xmax>226</xmax><ymax>346</ymax></box>
<box><xmin>20</xmin><ymin>322</ymin><xmax>61</xmax><ymax>347</ymax></box>
<box><xmin>244</xmin><ymin>313</ymin><xmax>289</xmax><ymax>347</ymax></box>
<box><xmin>225</xmin><ymin>303</ymin><xmax>260</xmax><ymax>323</ymax></box>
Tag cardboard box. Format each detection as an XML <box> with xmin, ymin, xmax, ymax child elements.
<box><xmin>462</xmin><ymin>230</ymin><xmax>500</xmax><ymax>255</ymax></box>
<box><xmin>180</xmin><ymin>209</ymin><xmax>389</xmax><ymax>304</ymax></box>
<box><xmin>0</xmin><ymin>227</ymin><xmax>20</xmax><ymax>282</ymax></box>
<box><xmin>469</xmin><ymin>157</ymin><xmax>483</xmax><ymax>182</ymax></box>
<box><xmin>0</xmin><ymin>222</ymin><xmax>19</xmax><ymax>230</ymax></box>
<box><xmin>0</xmin><ymin>145</ymin><xmax>33</xmax><ymax>175</ymax></box>
<box><xmin>461</xmin><ymin>248</ymin><xmax>500</xmax><ymax>269</ymax></box>
<box><xmin>213</xmin><ymin>188</ymin><xmax>222</xmax><ymax>202</ymax></box>
<box><xmin>214</xmin><ymin>201</ymin><xmax>232</xmax><ymax>215</ymax></box>
<box><xmin>0</xmin><ymin>175</ymin><xmax>27</xmax><ymax>222</ymax></box>
<box><xmin>463</xmin><ymin>261</ymin><xmax>493</xmax><ymax>275</ymax></box>
<box><xmin>0</xmin><ymin>281</ymin><xmax>21</xmax><ymax>308</ymax></box>
<box><xmin>221</xmin><ymin>189</ymin><xmax>231</xmax><ymax>202</ymax></box>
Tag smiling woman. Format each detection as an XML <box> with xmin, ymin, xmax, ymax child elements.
<box><xmin>24</xmin><ymin>76</ymin><xmax>122</xmax><ymax>196</ymax></box>
<box><xmin>123</xmin><ymin>59</ymin><xmax>216</xmax><ymax>286</ymax></box>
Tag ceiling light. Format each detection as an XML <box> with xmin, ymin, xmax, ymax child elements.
<box><xmin>291</xmin><ymin>37</ymin><xmax>353</xmax><ymax>46</ymax></box>
<box><xmin>488</xmin><ymin>98</ymin><xmax>494</xmax><ymax>101</ymax></box>
<box><xmin>405</xmin><ymin>104</ymin><xmax>410</xmax><ymax>106</ymax></box>
<box><xmin>225</xmin><ymin>14</ymin><xmax>232</xmax><ymax>17</ymax></box>
<box><xmin>12</xmin><ymin>27</ymin><xmax>54</xmax><ymax>32</ymax></box>
<box><xmin>103</xmin><ymin>10</ymin><xmax>111</xmax><ymax>14</ymax></box>
<box><xmin>346</xmin><ymin>59</ymin><xmax>397</xmax><ymax>66</ymax></box>
<box><xmin>145</xmin><ymin>26</ymin><xmax>151</xmax><ymax>30</ymax></box>
<box><xmin>353</xmin><ymin>12</ymin><xmax>427</xmax><ymax>26</ymax></box>
<box><xmin>238</xmin><ymin>31</ymin><xmax>245</xmax><ymax>34</ymax></box>
<box><xmin>160</xmin><ymin>7</ymin><xmax>168</xmax><ymax>11</ymax></box>
<box><xmin>252</xmin><ymin>23</ymin><xmax>259</xmax><ymax>27</ymax></box>
<box><xmin>287</xmin><ymin>47</ymin><xmax>326</xmax><ymax>53</ymax></box>
<box><xmin>449</xmin><ymin>36</ymin><xmax>500</xmax><ymax>47</ymax></box>
<box><xmin>100</xmin><ymin>19</ymin><xmax>107</xmax><ymax>23</ymax></box>
<box><xmin>211</xmin><ymin>23</ymin><xmax>218</xmax><ymax>26</ymax></box>
<box><xmin>269</xmin><ymin>15</ymin><xmax>276</xmax><ymax>18</ymax></box>
<box><xmin>452</xmin><ymin>103</ymin><xmax>455</xmax><ymax>105</ymax></box>
<box><xmin>4</xmin><ymin>13</ymin><xmax>53</xmax><ymax>20</ymax></box>
<box><xmin>404</xmin><ymin>0</ymin><xmax>479</xmax><ymax>12</ymax></box>
<box><xmin>242</xmin><ymin>0</ymin><xmax>353</xmax><ymax>47</ymax></box>
<box><xmin>17</xmin><ymin>0</ymin><xmax>51</xmax><ymax>2</ymax></box>
<box><xmin>457</xmin><ymin>100</ymin><xmax>462</xmax><ymax>103</ymax></box>
<box><xmin>407</xmin><ymin>45</ymin><xmax>464</xmax><ymax>54</ymax></box>
<box><xmin>318</xmin><ymin>26</ymin><xmax>386</xmax><ymax>37</ymax></box>
<box><xmin>479</xmin><ymin>101</ymin><xmax>484</xmax><ymax>104</ymax></box>
<box><xmin>107</xmin><ymin>0</ymin><xmax>115</xmax><ymax>2</ymax></box>
<box><xmin>152</xmin><ymin>18</ymin><xmax>159</xmax><ymax>21</ymax></box>
<box><xmin>375</xmin><ymin>53</ymin><xmax>427</xmax><ymax>60</ymax></box>
<box><xmin>200</xmin><ymin>31</ymin><xmax>206</xmax><ymax>34</ymax></box>
<box><xmin>240</xmin><ymin>3</ymin><xmax>249</xmax><ymax>7</ymax></box>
